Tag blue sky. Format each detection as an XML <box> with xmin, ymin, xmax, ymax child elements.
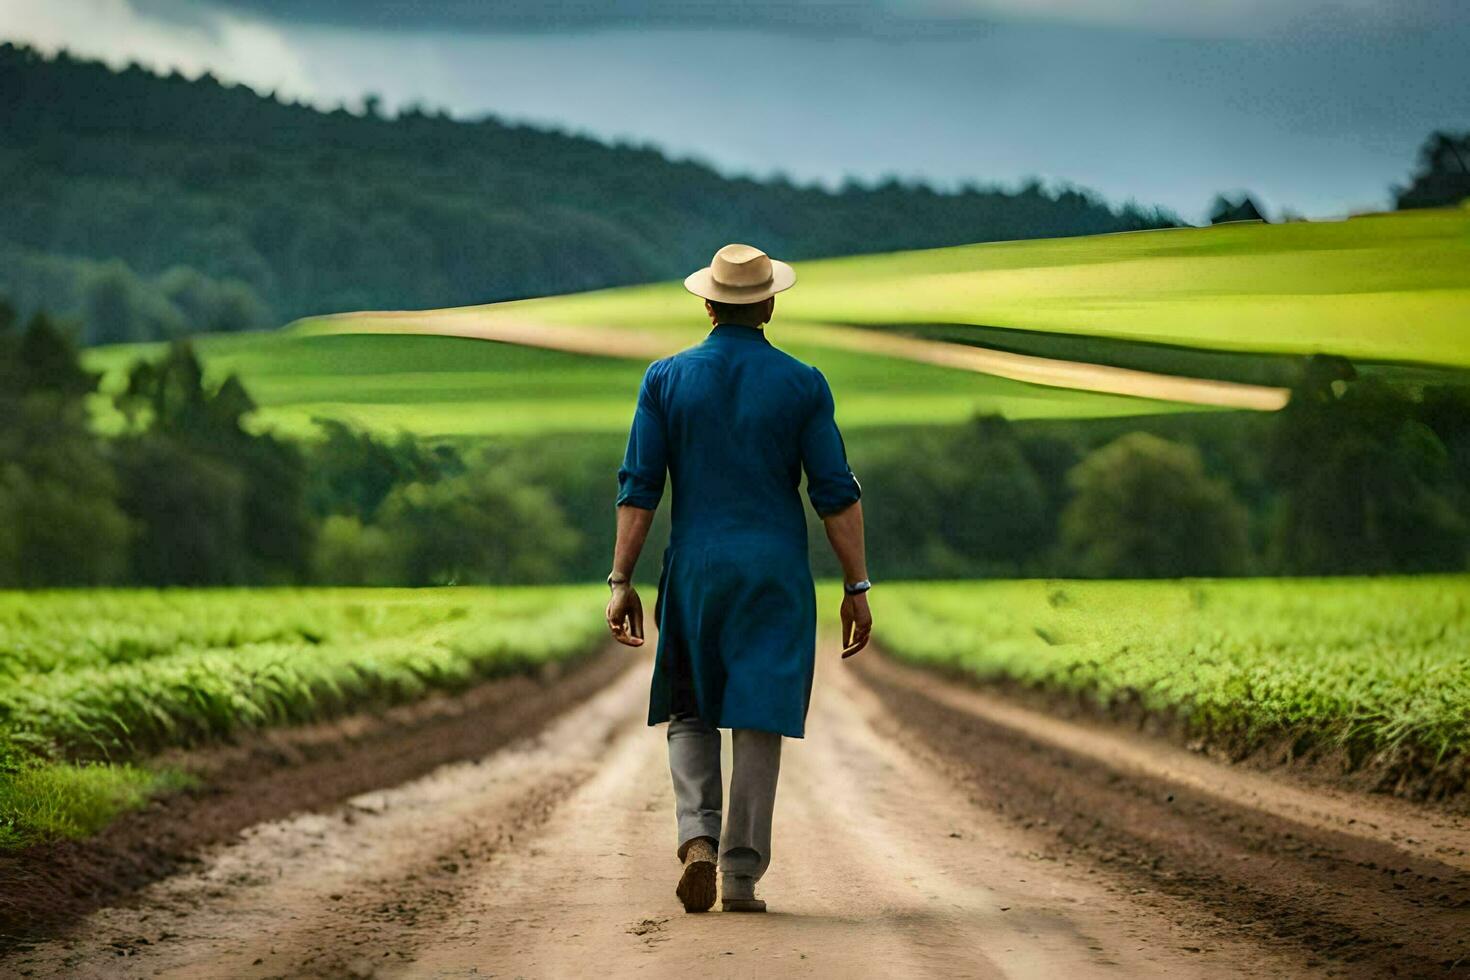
<box><xmin>4</xmin><ymin>1</ymin><xmax>1466</xmax><ymax>221</ymax></box>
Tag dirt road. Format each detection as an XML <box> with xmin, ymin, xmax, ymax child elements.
<box><xmin>307</xmin><ymin>312</ymin><xmax>1290</xmax><ymax>411</ymax></box>
<box><xmin>9</xmin><ymin>651</ymin><xmax>1467</xmax><ymax>979</ymax></box>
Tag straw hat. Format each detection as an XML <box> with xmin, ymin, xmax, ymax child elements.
<box><xmin>684</xmin><ymin>243</ymin><xmax>796</xmax><ymax>304</ymax></box>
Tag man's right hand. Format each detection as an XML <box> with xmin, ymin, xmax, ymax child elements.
<box><xmin>839</xmin><ymin>591</ymin><xmax>872</xmax><ymax>658</ymax></box>
<box><xmin>606</xmin><ymin>583</ymin><xmax>645</xmax><ymax>647</ymax></box>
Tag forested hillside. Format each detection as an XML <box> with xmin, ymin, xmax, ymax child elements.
<box><xmin>0</xmin><ymin>43</ymin><xmax>1179</xmax><ymax>344</ymax></box>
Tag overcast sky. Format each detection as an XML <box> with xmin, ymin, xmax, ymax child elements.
<box><xmin>4</xmin><ymin>0</ymin><xmax>1467</xmax><ymax>221</ymax></box>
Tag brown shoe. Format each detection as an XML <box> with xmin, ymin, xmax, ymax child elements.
<box><xmin>675</xmin><ymin>837</ymin><xmax>717</xmax><ymax>913</ymax></box>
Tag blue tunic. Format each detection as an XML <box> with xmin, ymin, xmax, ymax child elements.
<box><xmin>617</xmin><ymin>323</ymin><xmax>862</xmax><ymax>737</ymax></box>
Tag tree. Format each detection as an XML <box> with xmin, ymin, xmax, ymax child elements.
<box><xmin>378</xmin><ymin>465</ymin><xmax>579</xmax><ymax>586</ymax></box>
<box><xmin>312</xmin><ymin>514</ymin><xmax>400</xmax><ymax>585</ymax></box>
<box><xmin>938</xmin><ymin>418</ymin><xmax>1051</xmax><ymax>571</ymax></box>
<box><xmin>1209</xmin><ymin>194</ymin><xmax>1267</xmax><ymax>224</ymax></box>
<box><xmin>158</xmin><ymin>266</ymin><xmax>269</xmax><ymax>334</ymax></box>
<box><xmin>1061</xmin><ymin>433</ymin><xmax>1250</xmax><ymax>578</ymax></box>
<box><xmin>0</xmin><ymin>43</ymin><xmax>1178</xmax><ymax>339</ymax></box>
<box><xmin>0</xmin><ymin>464</ymin><xmax>133</xmax><ymax>587</ymax></box>
<box><xmin>14</xmin><ymin>310</ymin><xmax>95</xmax><ymax>396</ymax></box>
<box><xmin>113</xmin><ymin>436</ymin><xmax>249</xmax><ymax>585</ymax></box>
<box><xmin>306</xmin><ymin>419</ymin><xmax>463</xmax><ymax>522</ymax></box>
<box><xmin>112</xmin><ymin>341</ymin><xmax>315</xmax><ymax>583</ymax></box>
<box><xmin>860</xmin><ymin>416</ymin><xmax>1051</xmax><ymax>578</ymax></box>
<box><xmin>0</xmin><ymin>311</ymin><xmax>132</xmax><ymax>586</ymax></box>
<box><xmin>1268</xmin><ymin>370</ymin><xmax>1469</xmax><ymax>573</ymax></box>
<box><xmin>1395</xmin><ymin>131</ymin><xmax>1470</xmax><ymax>209</ymax></box>
<box><xmin>83</xmin><ymin>260</ymin><xmax>185</xmax><ymax>344</ymax></box>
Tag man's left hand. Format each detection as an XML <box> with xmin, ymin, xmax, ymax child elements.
<box><xmin>839</xmin><ymin>591</ymin><xmax>872</xmax><ymax>658</ymax></box>
<box><xmin>607</xmin><ymin>583</ymin><xmax>645</xmax><ymax>646</ymax></box>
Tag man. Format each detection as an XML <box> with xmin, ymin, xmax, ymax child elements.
<box><xmin>605</xmin><ymin>242</ymin><xmax>873</xmax><ymax>914</ymax></box>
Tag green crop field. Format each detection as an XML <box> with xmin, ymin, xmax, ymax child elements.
<box><xmin>7</xmin><ymin>577</ymin><xmax>1466</xmax><ymax>850</ymax></box>
<box><xmin>872</xmin><ymin>577</ymin><xmax>1470</xmax><ymax>763</ymax></box>
<box><xmin>0</xmin><ymin>586</ymin><xmax>606</xmax><ymax>849</ymax></box>
<box><xmin>82</xmin><ymin>207</ymin><xmax>1469</xmax><ymax>440</ymax></box>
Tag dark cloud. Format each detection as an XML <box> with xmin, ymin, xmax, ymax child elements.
<box><xmin>189</xmin><ymin>0</ymin><xmax>991</xmax><ymax>38</ymax></box>
<box><xmin>177</xmin><ymin>0</ymin><xmax>1470</xmax><ymax>38</ymax></box>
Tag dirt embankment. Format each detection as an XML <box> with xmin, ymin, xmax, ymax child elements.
<box><xmin>0</xmin><ymin>649</ymin><xmax>633</xmax><ymax>950</ymax></box>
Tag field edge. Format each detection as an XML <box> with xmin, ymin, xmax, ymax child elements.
<box><xmin>0</xmin><ymin>647</ymin><xmax>634</xmax><ymax>952</ymax></box>
<box><xmin>862</xmin><ymin>646</ymin><xmax>1469</xmax><ymax>811</ymax></box>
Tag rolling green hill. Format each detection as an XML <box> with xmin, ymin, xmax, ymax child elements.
<box><xmin>84</xmin><ymin>330</ymin><xmax>1185</xmax><ymax>440</ymax></box>
<box><xmin>419</xmin><ymin>204</ymin><xmax>1470</xmax><ymax>368</ymax></box>
<box><xmin>84</xmin><ymin>206</ymin><xmax>1470</xmax><ymax>441</ymax></box>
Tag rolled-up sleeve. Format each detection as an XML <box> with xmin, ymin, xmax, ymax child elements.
<box><xmin>616</xmin><ymin>362</ymin><xmax>669</xmax><ymax>509</ymax></box>
<box><xmin>799</xmin><ymin>367</ymin><xmax>862</xmax><ymax>516</ymax></box>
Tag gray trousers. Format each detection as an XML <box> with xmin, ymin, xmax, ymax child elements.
<box><xmin>667</xmin><ymin>716</ymin><xmax>783</xmax><ymax>881</ymax></box>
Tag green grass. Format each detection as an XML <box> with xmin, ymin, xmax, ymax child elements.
<box><xmin>83</xmin><ymin>208</ymin><xmax>1470</xmax><ymax>440</ymax></box>
<box><xmin>82</xmin><ymin>333</ymin><xmax>653</xmax><ymax>439</ymax></box>
<box><xmin>495</xmin><ymin>206</ymin><xmax>1470</xmax><ymax>367</ymax></box>
<box><xmin>0</xmin><ymin>585</ymin><xmax>607</xmax><ymax>848</ymax></box>
<box><xmin>866</xmin><ymin>321</ymin><xmax>1470</xmax><ymax>390</ymax></box>
<box><xmin>83</xmin><ymin>331</ymin><xmax>1186</xmax><ymax>441</ymax></box>
<box><xmin>0</xmin><ymin>762</ymin><xmax>192</xmax><ymax>851</ymax></box>
<box><xmin>871</xmin><ymin>577</ymin><xmax>1470</xmax><ymax>762</ymax></box>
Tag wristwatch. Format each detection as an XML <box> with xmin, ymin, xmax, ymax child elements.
<box><xmin>607</xmin><ymin>572</ymin><xmax>630</xmax><ymax>589</ymax></box>
<box><xmin>843</xmin><ymin>579</ymin><xmax>873</xmax><ymax>596</ymax></box>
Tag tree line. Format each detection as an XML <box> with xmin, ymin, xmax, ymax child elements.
<box><xmin>854</xmin><ymin>362</ymin><xmax>1470</xmax><ymax>579</ymax></box>
<box><xmin>4</xmin><ymin>304</ymin><xmax>1466</xmax><ymax>589</ymax></box>
<box><xmin>4</xmin><ymin>46</ymin><xmax>1462</xmax><ymax>347</ymax></box>
<box><xmin>0</xmin><ymin>43</ymin><xmax>1178</xmax><ymax>346</ymax></box>
<box><xmin>0</xmin><ymin>303</ymin><xmax>583</xmax><ymax>588</ymax></box>
<box><xmin>1395</xmin><ymin>132</ymin><xmax>1470</xmax><ymax>211</ymax></box>
<box><xmin>1211</xmin><ymin>129</ymin><xmax>1467</xmax><ymax>225</ymax></box>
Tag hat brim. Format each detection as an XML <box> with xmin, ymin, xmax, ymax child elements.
<box><xmin>683</xmin><ymin>259</ymin><xmax>796</xmax><ymax>304</ymax></box>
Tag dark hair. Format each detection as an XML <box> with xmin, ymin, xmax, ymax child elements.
<box><xmin>707</xmin><ymin>298</ymin><xmax>770</xmax><ymax>327</ymax></box>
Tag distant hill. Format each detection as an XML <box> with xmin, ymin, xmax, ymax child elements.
<box><xmin>81</xmin><ymin>206</ymin><xmax>1470</xmax><ymax>448</ymax></box>
<box><xmin>0</xmin><ymin>43</ymin><xmax>1177</xmax><ymax>345</ymax></box>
